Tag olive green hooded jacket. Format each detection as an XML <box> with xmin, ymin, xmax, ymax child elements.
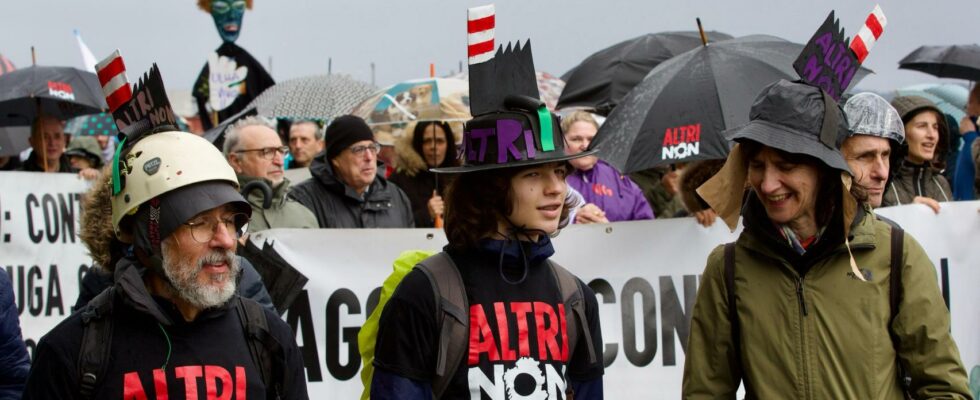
<box><xmin>683</xmin><ymin>199</ymin><xmax>971</xmax><ymax>399</ymax></box>
<box><xmin>238</xmin><ymin>175</ymin><xmax>317</xmax><ymax>232</ymax></box>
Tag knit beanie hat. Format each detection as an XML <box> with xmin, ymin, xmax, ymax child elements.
<box><xmin>324</xmin><ymin>115</ymin><xmax>375</xmax><ymax>160</ymax></box>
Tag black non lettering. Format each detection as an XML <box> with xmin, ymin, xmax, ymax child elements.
<box><xmin>659</xmin><ymin>275</ymin><xmax>697</xmax><ymax>366</ymax></box>
<box><xmin>24</xmin><ymin>339</ymin><xmax>36</xmax><ymax>363</ymax></box>
<box><xmin>57</xmin><ymin>193</ymin><xmax>77</xmax><ymax>244</ymax></box>
<box><xmin>27</xmin><ymin>266</ymin><xmax>43</xmax><ymax>316</ymax></box>
<box><xmin>42</xmin><ymin>194</ymin><xmax>58</xmax><ymax>243</ymax></box>
<box><xmin>326</xmin><ymin>288</ymin><xmax>360</xmax><ymax>380</ymax></box>
<box><xmin>25</xmin><ymin>195</ymin><xmax>42</xmax><ymax>244</ymax></box>
<box><xmin>286</xmin><ymin>290</ymin><xmax>323</xmax><ymax>381</ymax></box>
<box><xmin>621</xmin><ymin>277</ymin><xmax>657</xmax><ymax>367</ymax></box>
<box><xmin>45</xmin><ymin>264</ymin><xmax>64</xmax><ymax>316</ymax></box>
<box><xmin>588</xmin><ymin>278</ymin><xmax>618</xmax><ymax>368</ymax></box>
<box><xmin>365</xmin><ymin>286</ymin><xmax>382</xmax><ymax>318</ymax></box>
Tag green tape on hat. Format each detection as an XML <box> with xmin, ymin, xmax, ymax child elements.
<box><xmin>112</xmin><ymin>136</ymin><xmax>127</xmax><ymax>195</ymax></box>
<box><xmin>537</xmin><ymin>105</ymin><xmax>554</xmax><ymax>152</ymax></box>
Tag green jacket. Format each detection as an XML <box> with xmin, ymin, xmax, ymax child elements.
<box><xmin>683</xmin><ymin>199</ymin><xmax>971</xmax><ymax>399</ymax></box>
<box><xmin>238</xmin><ymin>175</ymin><xmax>318</xmax><ymax>232</ymax></box>
<box><xmin>882</xmin><ymin>159</ymin><xmax>952</xmax><ymax>207</ymax></box>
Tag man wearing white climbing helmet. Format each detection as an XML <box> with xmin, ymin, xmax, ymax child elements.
<box><xmin>24</xmin><ymin>64</ymin><xmax>309</xmax><ymax>400</ymax></box>
<box><xmin>841</xmin><ymin>92</ymin><xmax>905</xmax><ymax>208</ymax></box>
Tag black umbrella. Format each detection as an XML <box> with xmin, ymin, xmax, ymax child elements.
<box><xmin>557</xmin><ymin>30</ymin><xmax>733</xmax><ymax>115</ymax></box>
<box><xmin>0</xmin><ymin>65</ymin><xmax>106</xmax><ymax>127</ymax></box>
<box><xmin>240</xmin><ymin>238</ymin><xmax>309</xmax><ymax>315</ymax></box>
<box><xmin>899</xmin><ymin>44</ymin><xmax>980</xmax><ymax>81</ymax></box>
<box><xmin>592</xmin><ymin>35</ymin><xmax>872</xmax><ymax>173</ymax></box>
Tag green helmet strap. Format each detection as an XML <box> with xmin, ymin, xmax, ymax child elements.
<box><xmin>112</xmin><ymin>136</ymin><xmax>128</xmax><ymax>195</ymax></box>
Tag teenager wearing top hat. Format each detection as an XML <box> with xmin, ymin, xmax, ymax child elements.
<box><xmin>370</xmin><ymin>12</ymin><xmax>604</xmax><ymax>398</ymax></box>
<box><xmin>682</xmin><ymin>79</ymin><xmax>970</xmax><ymax>399</ymax></box>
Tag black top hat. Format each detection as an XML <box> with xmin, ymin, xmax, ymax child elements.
<box><xmin>432</xmin><ymin>95</ymin><xmax>594</xmax><ymax>173</ymax></box>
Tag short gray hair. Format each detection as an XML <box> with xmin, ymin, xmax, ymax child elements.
<box><xmin>223</xmin><ymin>116</ymin><xmax>277</xmax><ymax>156</ymax></box>
<box><xmin>290</xmin><ymin>120</ymin><xmax>325</xmax><ymax>141</ymax></box>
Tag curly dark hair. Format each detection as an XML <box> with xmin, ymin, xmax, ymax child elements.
<box><xmin>443</xmin><ymin>162</ymin><xmax>574</xmax><ymax>251</ymax></box>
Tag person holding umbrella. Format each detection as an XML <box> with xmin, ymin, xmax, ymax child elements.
<box><xmin>562</xmin><ymin>110</ymin><xmax>653</xmax><ymax>223</ymax></box>
<box><xmin>881</xmin><ymin>95</ymin><xmax>952</xmax><ymax>212</ymax></box>
<box><xmin>683</xmin><ymin>80</ymin><xmax>970</xmax><ymax>398</ymax></box>
<box><xmin>19</xmin><ymin>115</ymin><xmax>74</xmax><ymax>173</ymax></box>
<box><xmin>387</xmin><ymin>120</ymin><xmax>460</xmax><ymax>228</ymax></box>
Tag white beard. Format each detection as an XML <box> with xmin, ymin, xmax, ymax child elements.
<box><xmin>160</xmin><ymin>242</ymin><xmax>240</xmax><ymax>309</ymax></box>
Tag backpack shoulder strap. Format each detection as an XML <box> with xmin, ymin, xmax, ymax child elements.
<box><xmin>723</xmin><ymin>242</ymin><xmax>744</xmax><ymax>384</ymax></box>
<box><xmin>889</xmin><ymin>226</ymin><xmax>904</xmax><ymax>322</ymax></box>
<box><xmin>416</xmin><ymin>252</ymin><xmax>468</xmax><ymax>399</ymax></box>
<box><xmin>236</xmin><ymin>295</ymin><xmax>286</xmax><ymax>400</ymax></box>
<box><xmin>77</xmin><ymin>286</ymin><xmax>116</xmax><ymax>400</ymax></box>
<box><xmin>547</xmin><ymin>260</ymin><xmax>597</xmax><ymax>364</ymax></box>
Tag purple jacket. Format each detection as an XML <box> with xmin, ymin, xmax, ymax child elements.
<box><xmin>567</xmin><ymin>159</ymin><xmax>654</xmax><ymax>222</ymax></box>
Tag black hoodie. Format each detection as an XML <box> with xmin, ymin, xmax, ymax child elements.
<box><xmin>23</xmin><ymin>257</ymin><xmax>308</xmax><ymax>399</ymax></box>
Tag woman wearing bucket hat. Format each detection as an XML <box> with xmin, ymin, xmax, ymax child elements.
<box><xmin>683</xmin><ymin>80</ymin><xmax>970</xmax><ymax>399</ymax></box>
<box><xmin>882</xmin><ymin>95</ymin><xmax>952</xmax><ymax>213</ymax></box>
<box><xmin>370</xmin><ymin>91</ymin><xmax>605</xmax><ymax>397</ymax></box>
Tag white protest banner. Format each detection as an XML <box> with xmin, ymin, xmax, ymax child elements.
<box><xmin>4</xmin><ymin>170</ymin><xmax>978</xmax><ymax>398</ymax></box>
<box><xmin>1</xmin><ymin>172</ymin><xmax>92</xmax><ymax>355</ymax></box>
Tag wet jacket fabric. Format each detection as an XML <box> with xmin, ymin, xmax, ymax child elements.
<box><xmin>683</xmin><ymin>197</ymin><xmax>971</xmax><ymax>399</ymax></box>
<box><xmin>0</xmin><ymin>271</ymin><xmax>30</xmax><ymax>399</ymax></box>
<box><xmin>238</xmin><ymin>175</ymin><xmax>318</xmax><ymax>232</ymax></box>
<box><xmin>289</xmin><ymin>155</ymin><xmax>414</xmax><ymax>228</ymax></box>
<box><xmin>882</xmin><ymin>159</ymin><xmax>952</xmax><ymax>207</ymax></box>
<box><xmin>567</xmin><ymin>159</ymin><xmax>654</xmax><ymax>222</ymax></box>
<box><xmin>23</xmin><ymin>256</ymin><xmax>308</xmax><ymax>399</ymax></box>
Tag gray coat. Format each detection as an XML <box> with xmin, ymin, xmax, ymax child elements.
<box><xmin>882</xmin><ymin>160</ymin><xmax>952</xmax><ymax>207</ymax></box>
<box><xmin>288</xmin><ymin>156</ymin><xmax>414</xmax><ymax>228</ymax></box>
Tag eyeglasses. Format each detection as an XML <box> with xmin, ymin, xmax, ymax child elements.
<box><xmin>348</xmin><ymin>143</ymin><xmax>381</xmax><ymax>156</ymax></box>
<box><xmin>236</xmin><ymin>146</ymin><xmax>289</xmax><ymax>160</ymax></box>
<box><xmin>182</xmin><ymin>213</ymin><xmax>250</xmax><ymax>243</ymax></box>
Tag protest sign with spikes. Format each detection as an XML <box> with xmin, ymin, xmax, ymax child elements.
<box><xmin>106</xmin><ymin>63</ymin><xmax>177</xmax><ymax>144</ymax></box>
<box><xmin>793</xmin><ymin>6</ymin><xmax>886</xmax><ymax>101</ymax></box>
<box><xmin>466</xmin><ymin>5</ymin><xmax>539</xmax><ymax>116</ymax></box>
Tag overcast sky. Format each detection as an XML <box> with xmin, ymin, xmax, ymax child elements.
<box><xmin>2</xmin><ymin>0</ymin><xmax>973</xmax><ymax>97</ymax></box>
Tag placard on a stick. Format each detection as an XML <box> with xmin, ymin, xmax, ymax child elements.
<box><xmin>793</xmin><ymin>11</ymin><xmax>859</xmax><ymax>101</ymax></box>
<box><xmin>110</xmin><ymin>64</ymin><xmax>177</xmax><ymax>142</ymax></box>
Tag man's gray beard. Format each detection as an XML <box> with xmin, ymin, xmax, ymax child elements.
<box><xmin>160</xmin><ymin>242</ymin><xmax>239</xmax><ymax>309</ymax></box>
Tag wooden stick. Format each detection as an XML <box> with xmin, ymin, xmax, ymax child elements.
<box><xmin>696</xmin><ymin>18</ymin><xmax>708</xmax><ymax>46</ymax></box>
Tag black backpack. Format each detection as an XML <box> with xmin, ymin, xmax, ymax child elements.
<box><xmin>77</xmin><ymin>289</ymin><xmax>288</xmax><ymax>400</ymax></box>
<box><xmin>724</xmin><ymin>225</ymin><xmax>911</xmax><ymax>396</ymax></box>
<box><xmin>414</xmin><ymin>252</ymin><xmax>598</xmax><ymax>399</ymax></box>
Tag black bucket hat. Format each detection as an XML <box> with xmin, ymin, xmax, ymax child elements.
<box><xmin>431</xmin><ymin>95</ymin><xmax>595</xmax><ymax>173</ymax></box>
<box><xmin>723</xmin><ymin>79</ymin><xmax>852</xmax><ymax>174</ymax></box>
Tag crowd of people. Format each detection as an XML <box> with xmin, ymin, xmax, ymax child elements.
<box><xmin>0</xmin><ymin>2</ymin><xmax>977</xmax><ymax>398</ymax></box>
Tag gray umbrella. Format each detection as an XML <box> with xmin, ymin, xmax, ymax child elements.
<box><xmin>204</xmin><ymin>74</ymin><xmax>376</xmax><ymax>143</ymax></box>
<box><xmin>591</xmin><ymin>35</ymin><xmax>872</xmax><ymax>173</ymax></box>
<box><xmin>899</xmin><ymin>45</ymin><xmax>980</xmax><ymax>81</ymax></box>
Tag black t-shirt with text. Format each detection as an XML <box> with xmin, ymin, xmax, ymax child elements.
<box><xmin>374</xmin><ymin>242</ymin><xmax>604</xmax><ymax>399</ymax></box>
